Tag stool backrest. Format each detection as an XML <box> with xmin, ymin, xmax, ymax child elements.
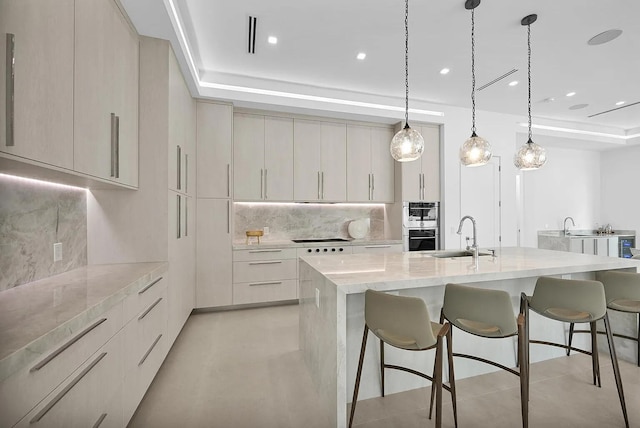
<box><xmin>600</xmin><ymin>271</ymin><xmax>640</xmax><ymax>303</ymax></box>
<box><xmin>531</xmin><ymin>277</ymin><xmax>606</xmax><ymax>321</ymax></box>
<box><xmin>365</xmin><ymin>289</ymin><xmax>436</xmax><ymax>350</ymax></box>
<box><xmin>442</xmin><ymin>283</ymin><xmax>518</xmax><ymax>337</ymax></box>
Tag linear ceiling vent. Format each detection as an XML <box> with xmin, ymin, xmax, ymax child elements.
<box><xmin>588</xmin><ymin>101</ymin><xmax>640</xmax><ymax>118</ymax></box>
<box><xmin>248</xmin><ymin>16</ymin><xmax>257</xmax><ymax>54</ymax></box>
<box><xmin>477</xmin><ymin>69</ymin><xmax>518</xmax><ymax>91</ymax></box>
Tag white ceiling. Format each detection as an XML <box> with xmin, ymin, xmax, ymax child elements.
<box><xmin>122</xmin><ymin>0</ymin><xmax>640</xmax><ymax>133</ymax></box>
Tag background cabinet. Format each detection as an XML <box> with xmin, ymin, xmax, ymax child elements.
<box><xmin>0</xmin><ymin>0</ymin><xmax>74</xmax><ymax>169</ymax></box>
<box><xmin>569</xmin><ymin>236</ymin><xmax>619</xmax><ymax>257</ymax></box>
<box><xmin>346</xmin><ymin>125</ymin><xmax>394</xmax><ymax>202</ymax></box>
<box><xmin>234</xmin><ymin>113</ymin><xmax>293</xmax><ymax>201</ymax></box>
<box><xmin>197</xmin><ymin>102</ymin><xmax>232</xmax><ymax>199</ymax></box>
<box><xmin>400</xmin><ymin>124</ymin><xmax>440</xmax><ymax>201</ymax></box>
<box><xmin>293</xmin><ymin>119</ymin><xmax>346</xmax><ymax>201</ymax></box>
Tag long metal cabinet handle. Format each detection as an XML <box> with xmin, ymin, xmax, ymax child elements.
<box><xmin>227</xmin><ymin>200</ymin><xmax>230</xmax><ymax>234</ymax></box>
<box><xmin>31</xmin><ymin>318</ymin><xmax>107</xmax><ymax>372</ymax></box>
<box><xmin>368</xmin><ymin>174</ymin><xmax>372</xmax><ymax>201</ymax></box>
<box><xmin>249</xmin><ymin>281</ymin><xmax>282</xmax><ymax>286</ymax></box>
<box><xmin>248</xmin><ymin>249</ymin><xmax>282</xmax><ymax>253</ymax></box>
<box><xmin>185</xmin><ymin>197</ymin><xmax>188</xmax><ymax>237</ymax></box>
<box><xmin>138</xmin><ymin>334</ymin><xmax>162</xmax><ymax>366</ymax></box>
<box><xmin>138</xmin><ymin>297</ymin><xmax>163</xmax><ymax>321</ymax></box>
<box><xmin>264</xmin><ymin>168</ymin><xmax>268</xmax><ymax>199</ymax></box>
<box><xmin>185</xmin><ymin>153</ymin><xmax>188</xmax><ymax>193</ymax></box>
<box><xmin>364</xmin><ymin>245</ymin><xmax>391</xmax><ymax>248</ymax></box>
<box><xmin>176</xmin><ymin>145</ymin><xmax>182</xmax><ymax>190</ymax></box>
<box><xmin>227</xmin><ymin>164</ymin><xmax>230</xmax><ymax>197</ymax></box>
<box><xmin>317</xmin><ymin>171</ymin><xmax>321</xmax><ymax>199</ymax></box>
<box><xmin>248</xmin><ymin>261</ymin><xmax>282</xmax><ymax>265</ymax></box>
<box><xmin>30</xmin><ymin>352</ymin><xmax>108</xmax><ymax>423</ymax></box>
<box><xmin>321</xmin><ymin>171</ymin><xmax>324</xmax><ymax>199</ymax></box>
<box><xmin>260</xmin><ymin>169</ymin><xmax>264</xmax><ymax>199</ymax></box>
<box><xmin>5</xmin><ymin>34</ymin><xmax>15</xmax><ymax>146</ymax></box>
<box><xmin>138</xmin><ymin>277</ymin><xmax>163</xmax><ymax>295</ymax></box>
<box><xmin>115</xmin><ymin>115</ymin><xmax>120</xmax><ymax>178</ymax></box>
<box><xmin>177</xmin><ymin>195</ymin><xmax>181</xmax><ymax>239</ymax></box>
<box><xmin>371</xmin><ymin>173</ymin><xmax>374</xmax><ymax>200</ymax></box>
<box><xmin>92</xmin><ymin>413</ymin><xmax>108</xmax><ymax>428</ymax></box>
<box><xmin>110</xmin><ymin>113</ymin><xmax>116</xmax><ymax>177</ymax></box>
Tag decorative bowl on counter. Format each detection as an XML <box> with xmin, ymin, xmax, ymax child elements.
<box><xmin>245</xmin><ymin>230</ymin><xmax>264</xmax><ymax>244</ymax></box>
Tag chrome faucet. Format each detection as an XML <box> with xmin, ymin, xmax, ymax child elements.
<box><xmin>563</xmin><ymin>216</ymin><xmax>575</xmax><ymax>235</ymax></box>
<box><xmin>457</xmin><ymin>215</ymin><xmax>479</xmax><ymax>260</ymax></box>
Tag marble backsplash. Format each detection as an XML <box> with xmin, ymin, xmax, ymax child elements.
<box><xmin>0</xmin><ymin>175</ymin><xmax>87</xmax><ymax>291</ymax></box>
<box><xmin>234</xmin><ymin>203</ymin><xmax>385</xmax><ymax>242</ymax></box>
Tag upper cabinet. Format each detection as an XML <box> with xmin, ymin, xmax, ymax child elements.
<box><xmin>74</xmin><ymin>0</ymin><xmax>139</xmax><ymax>187</ymax></box>
<box><xmin>346</xmin><ymin>124</ymin><xmax>394</xmax><ymax>202</ymax></box>
<box><xmin>234</xmin><ymin>113</ymin><xmax>293</xmax><ymax>201</ymax></box>
<box><xmin>196</xmin><ymin>102</ymin><xmax>232</xmax><ymax>199</ymax></box>
<box><xmin>293</xmin><ymin>119</ymin><xmax>346</xmax><ymax>202</ymax></box>
<box><xmin>0</xmin><ymin>0</ymin><xmax>74</xmax><ymax>169</ymax></box>
<box><xmin>400</xmin><ymin>124</ymin><xmax>440</xmax><ymax>202</ymax></box>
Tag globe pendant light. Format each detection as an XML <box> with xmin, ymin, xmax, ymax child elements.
<box><xmin>390</xmin><ymin>0</ymin><xmax>424</xmax><ymax>162</ymax></box>
<box><xmin>514</xmin><ymin>14</ymin><xmax>547</xmax><ymax>170</ymax></box>
<box><xmin>459</xmin><ymin>0</ymin><xmax>492</xmax><ymax>167</ymax></box>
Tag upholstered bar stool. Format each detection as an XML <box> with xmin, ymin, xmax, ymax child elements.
<box><xmin>436</xmin><ymin>283</ymin><xmax>528</xmax><ymax>428</ymax></box>
<box><xmin>522</xmin><ymin>276</ymin><xmax>629</xmax><ymax>428</ymax></box>
<box><xmin>349</xmin><ymin>289</ymin><xmax>457</xmax><ymax>428</ymax></box>
<box><xmin>568</xmin><ymin>271</ymin><xmax>640</xmax><ymax>366</ymax></box>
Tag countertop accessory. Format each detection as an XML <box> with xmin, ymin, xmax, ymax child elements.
<box><xmin>514</xmin><ymin>14</ymin><xmax>547</xmax><ymax>170</ymax></box>
<box><xmin>348</xmin><ymin>219</ymin><xmax>369</xmax><ymax>240</ymax></box>
<box><xmin>459</xmin><ymin>0</ymin><xmax>492</xmax><ymax>167</ymax></box>
<box><xmin>389</xmin><ymin>0</ymin><xmax>424</xmax><ymax>162</ymax></box>
<box><xmin>245</xmin><ymin>230</ymin><xmax>264</xmax><ymax>244</ymax></box>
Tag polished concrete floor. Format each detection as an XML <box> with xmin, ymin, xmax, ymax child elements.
<box><xmin>129</xmin><ymin>304</ymin><xmax>640</xmax><ymax>428</ymax></box>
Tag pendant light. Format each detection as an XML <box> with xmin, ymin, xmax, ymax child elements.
<box><xmin>390</xmin><ymin>0</ymin><xmax>424</xmax><ymax>162</ymax></box>
<box><xmin>459</xmin><ymin>0</ymin><xmax>492</xmax><ymax>167</ymax></box>
<box><xmin>514</xmin><ymin>14</ymin><xmax>547</xmax><ymax>170</ymax></box>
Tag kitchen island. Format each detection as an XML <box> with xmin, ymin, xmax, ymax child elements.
<box><xmin>298</xmin><ymin>247</ymin><xmax>640</xmax><ymax>428</ymax></box>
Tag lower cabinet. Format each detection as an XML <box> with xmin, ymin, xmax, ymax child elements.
<box><xmin>569</xmin><ymin>236</ymin><xmax>619</xmax><ymax>257</ymax></box>
<box><xmin>232</xmin><ymin>248</ymin><xmax>298</xmax><ymax>304</ymax></box>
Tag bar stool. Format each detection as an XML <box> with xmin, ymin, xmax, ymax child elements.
<box><xmin>349</xmin><ymin>289</ymin><xmax>457</xmax><ymax>428</ymax></box>
<box><xmin>522</xmin><ymin>276</ymin><xmax>629</xmax><ymax>428</ymax></box>
<box><xmin>568</xmin><ymin>271</ymin><xmax>640</xmax><ymax>366</ymax></box>
<box><xmin>435</xmin><ymin>283</ymin><xmax>528</xmax><ymax>428</ymax></box>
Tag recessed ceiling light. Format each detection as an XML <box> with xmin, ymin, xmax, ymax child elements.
<box><xmin>569</xmin><ymin>103</ymin><xmax>589</xmax><ymax>110</ymax></box>
<box><xmin>508</xmin><ymin>80</ymin><xmax>518</xmax><ymax>87</ymax></box>
<box><xmin>616</xmin><ymin>101</ymin><xmax>625</xmax><ymax>106</ymax></box>
<box><xmin>268</xmin><ymin>36</ymin><xmax>278</xmax><ymax>45</ymax></box>
<box><xmin>356</xmin><ymin>52</ymin><xmax>366</xmax><ymax>60</ymax></box>
<box><xmin>566</xmin><ymin>92</ymin><xmax>576</xmax><ymax>97</ymax></box>
<box><xmin>440</xmin><ymin>68</ymin><xmax>450</xmax><ymax>75</ymax></box>
<box><xmin>588</xmin><ymin>29</ymin><xmax>623</xmax><ymax>46</ymax></box>
<box><xmin>541</xmin><ymin>97</ymin><xmax>555</xmax><ymax>103</ymax></box>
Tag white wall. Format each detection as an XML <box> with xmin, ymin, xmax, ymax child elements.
<box><xmin>601</xmin><ymin>144</ymin><xmax>640</xmax><ymax>247</ymax></box>
<box><xmin>520</xmin><ymin>145</ymin><xmax>602</xmax><ymax>248</ymax></box>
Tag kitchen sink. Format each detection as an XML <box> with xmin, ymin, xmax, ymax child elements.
<box><xmin>430</xmin><ymin>250</ymin><xmax>493</xmax><ymax>258</ymax></box>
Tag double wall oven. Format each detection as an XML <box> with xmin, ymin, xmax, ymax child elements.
<box><xmin>402</xmin><ymin>201</ymin><xmax>440</xmax><ymax>252</ymax></box>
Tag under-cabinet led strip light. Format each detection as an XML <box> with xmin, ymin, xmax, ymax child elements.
<box><xmin>0</xmin><ymin>173</ymin><xmax>87</xmax><ymax>191</ymax></box>
<box><xmin>164</xmin><ymin>0</ymin><xmax>444</xmax><ymax>118</ymax></box>
<box><xmin>518</xmin><ymin>123</ymin><xmax>640</xmax><ymax>140</ymax></box>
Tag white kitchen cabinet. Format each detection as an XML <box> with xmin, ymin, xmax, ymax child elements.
<box><xmin>399</xmin><ymin>124</ymin><xmax>440</xmax><ymax>201</ymax></box>
<box><xmin>234</xmin><ymin>113</ymin><xmax>294</xmax><ymax>201</ymax></box>
<box><xmin>346</xmin><ymin>124</ymin><xmax>394</xmax><ymax>202</ymax></box>
<box><xmin>0</xmin><ymin>0</ymin><xmax>74</xmax><ymax>169</ymax></box>
<box><xmin>351</xmin><ymin>243</ymin><xmax>403</xmax><ymax>254</ymax></box>
<box><xmin>196</xmin><ymin>199</ymin><xmax>232</xmax><ymax>308</ymax></box>
<box><xmin>74</xmin><ymin>0</ymin><xmax>139</xmax><ymax>187</ymax></box>
<box><xmin>569</xmin><ymin>236</ymin><xmax>619</xmax><ymax>257</ymax></box>
<box><xmin>196</xmin><ymin>102</ymin><xmax>233</xmax><ymax>198</ymax></box>
<box><xmin>232</xmin><ymin>248</ymin><xmax>298</xmax><ymax>305</ymax></box>
<box><xmin>293</xmin><ymin>119</ymin><xmax>346</xmax><ymax>201</ymax></box>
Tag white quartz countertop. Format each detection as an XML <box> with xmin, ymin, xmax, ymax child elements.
<box><xmin>233</xmin><ymin>239</ymin><xmax>402</xmax><ymax>250</ymax></box>
<box><xmin>300</xmin><ymin>247</ymin><xmax>640</xmax><ymax>294</ymax></box>
<box><xmin>0</xmin><ymin>262</ymin><xmax>168</xmax><ymax>381</ymax></box>
<box><xmin>538</xmin><ymin>229</ymin><xmax>636</xmax><ymax>238</ymax></box>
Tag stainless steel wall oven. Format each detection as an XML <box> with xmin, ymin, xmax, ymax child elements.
<box><xmin>402</xmin><ymin>202</ymin><xmax>440</xmax><ymax>251</ymax></box>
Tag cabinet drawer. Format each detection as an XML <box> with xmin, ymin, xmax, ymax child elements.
<box><xmin>233</xmin><ymin>259</ymin><xmax>297</xmax><ymax>283</ymax></box>
<box><xmin>233</xmin><ymin>279</ymin><xmax>298</xmax><ymax>305</ymax></box>
<box><xmin>123</xmin><ymin>274</ymin><xmax>167</xmax><ymax>323</ymax></box>
<box><xmin>15</xmin><ymin>332</ymin><xmax>123</xmax><ymax>428</ymax></box>
<box><xmin>233</xmin><ymin>248</ymin><xmax>297</xmax><ymax>262</ymax></box>
<box><xmin>124</xmin><ymin>289</ymin><xmax>168</xmax><ymax>368</ymax></box>
<box><xmin>351</xmin><ymin>244</ymin><xmax>403</xmax><ymax>254</ymax></box>
<box><xmin>0</xmin><ymin>302</ymin><xmax>123</xmax><ymax>428</ymax></box>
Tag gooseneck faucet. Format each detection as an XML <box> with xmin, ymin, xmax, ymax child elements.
<box><xmin>457</xmin><ymin>215</ymin><xmax>479</xmax><ymax>260</ymax></box>
<box><xmin>563</xmin><ymin>216</ymin><xmax>575</xmax><ymax>235</ymax></box>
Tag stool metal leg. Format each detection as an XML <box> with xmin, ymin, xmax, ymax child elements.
<box><xmin>603</xmin><ymin>313</ymin><xmax>629</xmax><ymax>428</ymax></box>
<box><xmin>380</xmin><ymin>339</ymin><xmax>385</xmax><ymax>397</ymax></box>
<box><xmin>429</xmin><ymin>310</ymin><xmax>446</xmax><ymax>421</ymax></box>
<box><xmin>589</xmin><ymin>321</ymin><xmax>601</xmax><ymax>387</ymax></box>
<box><xmin>447</xmin><ymin>327</ymin><xmax>458</xmax><ymax>428</ymax></box>
<box><xmin>434</xmin><ymin>332</ymin><xmax>444</xmax><ymax>428</ymax></box>
<box><xmin>349</xmin><ymin>325</ymin><xmax>369</xmax><ymax>428</ymax></box>
<box><xmin>567</xmin><ymin>322</ymin><xmax>575</xmax><ymax>356</ymax></box>
<box><xmin>637</xmin><ymin>314</ymin><xmax>639</xmax><ymax>367</ymax></box>
<box><xmin>517</xmin><ymin>313</ymin><xmax>529</xmax><ymax>428</ymax></box>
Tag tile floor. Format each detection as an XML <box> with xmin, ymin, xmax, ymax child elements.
<box><xmin>129</xmin><ymin>304</ymin><xmax>640</xmax><ymax>428</ymax></box>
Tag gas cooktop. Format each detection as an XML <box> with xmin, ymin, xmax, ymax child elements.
<box><xmin>291</xmin><ymin>238</ymin><xmax>351</xmax><ymax>243</ymax></box>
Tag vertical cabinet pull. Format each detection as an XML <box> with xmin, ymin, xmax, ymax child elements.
<box><xmin>185</xmin><ymin>153</ymin><xmax>188</xmax><ymax>193</ymax></box>
<box><xmin>115</xmin><ymin>115</ymin><xmax>120</xmax><ymax>179</ymax></box>
<box><xmin>176</xmin><ymin>195</ymin><xmax>181</xmax><ymax>239</ymax></box>
<box><xmin>185</xmin><ymin>197</ymin><xmax>188</xmax><ymax>237</ymax></box>
<box><xmin>176</xmin><ymin>145</ymin><xmax>182</xmax><ymax>190</ymax></box>
<box><xmin>264</xmin><ymin>168</ymin><xmax>268</xmax><ymax>199</ymax></box>
<box><xmin>5</xmin><ymin>33</ymin><xmax>15</xmax><ymax>147</ymax></box>
<box><xmin>227</xmin><ymin>164</ymin><xmax>230</xmax><ymax>197</ymax></box>
<box><xmin>260</xmin><ymin>169</ymin><xmax>264</xmax><ymax>199</ymax></box>
<box><xmin>321</xmin><ymin>171</ymin><xmax>325</xmax><ymax>200</ymax></box>
<box><xmin>317</xmin><ymin>171</ymin><xmax>321</xmax><ymax>200</ymax></box>
<box><xmin>227</xmin><ymin>200</ymin><xmax>230</xmax><ymax>234</ymax></box>
<box><xmin>371</xmin><ymin>173</ymin><xmax>374</xmax><ymax>200</ymax></box>
<box><xmin>110</xmin><ymin>113</ymin><xmax>116</xmax><ymax>177</ymax></box>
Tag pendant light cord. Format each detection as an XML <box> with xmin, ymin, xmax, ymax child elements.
<box><xmin>527</xmin><ymin>23</ymin><xmax>532</xmax><ymax>142</ymax></box>
<box><xmin>404</xmin><ymin>0</ymin><xmax>409</xmax><ymax>127</ymax></box>
<box><xmin>470</xmin><ymin>8</ymin><xmax>476</xmax><ymax>134</ymax></box>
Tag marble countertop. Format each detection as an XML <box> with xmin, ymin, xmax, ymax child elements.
<box><xmin>0</xmin><ymin>262</ymin><xmax>168</xmax><ymax>381</ymax></box>
<box><xmin>233</xmin><ymin>238</ymin><xmax>402</xmax><ymax>250</ymax></box>
<box><xmin>300</xmin><ymin>247</ymin><xmax>640</xmax><ymax>294</ymax></box>
<box><xmin>538</xmin><ymin>229</ymin><xmax>636</xmax><ymax>238</ymax></box>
